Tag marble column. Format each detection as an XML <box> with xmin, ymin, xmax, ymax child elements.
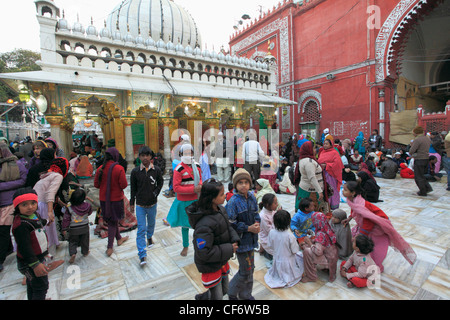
<box><xmin>161</xmin><ymin>119</ymin><xmax>174</xmax><ymax>173</ymax></box>
<box><xmin>121</xmin><ymin>117</ymin><xmax>135</xmax><ymax>169</ymax></box>
<box><xmin>46</xmin><ymin>115</ymin><xmax>64</xmax><ymax>154</ymax></box>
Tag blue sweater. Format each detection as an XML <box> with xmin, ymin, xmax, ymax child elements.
<box><xmin>225</xmin><ymin>191</ymin><xmax>260</xmax><ymax>253</ymax></box>
<box><xmin>291</xmin><ymin>210</ymin><xmax>315</xmax><ymax>239</ymax></box>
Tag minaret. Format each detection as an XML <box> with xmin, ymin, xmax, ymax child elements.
<box><xmin>34</xmin><ymin>0</ymin><xmax>60</xmax><ymax>64</ymax></box>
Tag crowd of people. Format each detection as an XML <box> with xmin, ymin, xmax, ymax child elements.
<box><xmin>0</xmin><ymin>124</ymin><xmax>448</xmax><ymax>300</ymax></box>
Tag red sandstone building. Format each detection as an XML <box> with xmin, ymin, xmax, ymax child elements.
<box><xmin>229</xmin><ymin>0</ymin><xmax>450</xmax><ymax>146</ymax></box>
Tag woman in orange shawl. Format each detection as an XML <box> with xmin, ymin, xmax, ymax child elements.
<box><xmin>318</xmin><ymin>139</ymin><xmax>344</xmax><ymax>210</ymax></box>
<box><xmin>76</xmin><ymin>155</ymin><xmax>94</xmax><ymax>179</ymax></box>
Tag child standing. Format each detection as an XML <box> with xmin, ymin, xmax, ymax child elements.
<box><xmin>225</xmin><ymin>168</ymin><xmax>260</xmax><ymax>300</ymax></box>
<box><xmin>330</xmin><ymin>209</ymin><xmax>353</xmax><ymax>259</ymax></box>
<box><xmin>340</xmin><ymin>234</ymin><xmax>377</xmax><ymax>288</ymax></box>
<box><xmin>11</xmin><ymin>188</ymin><xmax>49</xmax><ymax>300</ymax></box>
<box><xmin>167</xmin><ymin>143</ymin><xmax>202</xmax><ymax>256</ymax></box>
<box><xmin>291</xmin><ymin>197</ymin><xmax>316</xmax><ymax>244</ymax></box>
<box><xmin>301</xmin><ymin>212</ymin><xmax>339</xmax><ymax>283</ymax></box>
<box><xmin>264</xmin><ymin>210</ymin><xmax>304</xmax><ymax>288</ymax></box>
<box><xmin>186</xmin><ymin>179</ymin><xmax>240</xmax><ymax>300</ymax></box>
<box><xmin>62</xmin><ymin>188</ymin><xmax>93</xmax><ymax>264</ymax></box>
<box><xmin>258</xmin><ymin>193</ymin><xmax>278</xmax><ymax>260</ymax></box>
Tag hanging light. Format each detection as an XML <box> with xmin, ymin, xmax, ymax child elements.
<box><xmin>36</xmin><ymin>95</ymin><xmax>48</xmax><ymax>113</ymax></box>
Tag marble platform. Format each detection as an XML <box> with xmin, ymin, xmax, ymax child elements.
<box><xmin>1</xmin><ymin>173</ymin><xmax>449</xmax><ymax>300</ymax></box>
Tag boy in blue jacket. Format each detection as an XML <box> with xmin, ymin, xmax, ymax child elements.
<box><xmin>225</xmin><ymin>168</ymin><xmax>260</xmax><ymax>300</ymax></box>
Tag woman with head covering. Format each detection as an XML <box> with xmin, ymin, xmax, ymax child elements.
<box><xmin>33</xmin><ymin>156</ymin><xmax>69</xmax><ymax>257</ymax></box>
<box><xmin>318</xmin><ymin>139</ymin><xmax>344</xmax><ymax>211</ymax></box>
<box><xmin>76</xmin><ymin>155</ymin><xmax>94</xmax><ymax>179</ymax></box>
<box><xmin>357</xmin><ymin>171</ymin><xmax>381</xmax><ymax>203</ymax></box>
<box><xmin>354</xmin><ymin>131</ymin><xmax>367</xmax><ymax>161</ymax></box>
<box><xmin>330</xmin><ymin>209</ymin><xmax>353</xmax><ymax>259</ymax></box>
<box><xmin>254</xmin><ymin>178</ymin><xmax>276</xmax><ymax>205</ymax></box>
<box><xmin>94</xmin><ymin>147</ymin><xmax>129</xmax><ymax>257</ymax></box>
<box><xmin>45</xmin><ymin>137</ymin><xmax>65</xmax><ymax>158</ymax></box>
<box><xmin>294</xmin><ymin>141</ymin><xmax>325</xmax><ymax>212</ymax></box>
<box><xmin>301</xmin><ymin>212</ymin><xmax>339</xmax><ymax>283</ymax></box>
<box><xmin>0</xmin><ymin>143</ymin><xmax>28</xmax><ymax>271</ymax></box>
<box><xmin>28</xmin><ymin>140</ymin><xmax>48</xmax><ymax>169</ymax></box>
<box><xmin>25</xmin><ymin>147</ymin><xmax>55</xmax><ymax>188</ymax></box>
<box><xmin>166</xmin><ymin>143</ymin><xmax>202</xmax><ymax>257</ymax></box>
<box><xmin>278</xmin><ymin>166</ymin><xmax>296</xmax><ymax>195</ymax></box>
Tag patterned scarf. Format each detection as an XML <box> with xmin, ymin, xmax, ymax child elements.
<box><xmin>312</xmin><ymin>212</ymin><xmax>336</xmax><ymax>247</ymax></box>
<box><xmin>48</xmin><ymin>157</ymin><xmax>69</xmax><ymax>178</ymax></box>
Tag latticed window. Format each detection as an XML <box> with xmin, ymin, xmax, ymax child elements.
<box><xmin>424</xmin><ymin>120</ymin><xmax>446</xmax><ymax>133</ymax></box>
<box><xmin>303</xmin><ymin>100</ymin><xmax>321</xmax><ymax>122</ymax></box>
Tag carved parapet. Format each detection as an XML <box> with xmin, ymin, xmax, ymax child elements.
<box><xmin>121</xmin><ymin>117</ymin><xmax>135</xmax><ymax>126</ymax></box>
<box><xmin>159</xmin><ymin>118</ymin><xmax>175</xmax><ymax>127</ymax></box>
<box><xmin>46</xmin><ymin>115</ymin><xmax>64</xmax><ymax>127</ymax></box>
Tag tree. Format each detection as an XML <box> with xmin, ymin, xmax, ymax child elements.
<box><xmin>0</xmin><ymin>49</ymin><xmax>41</xmax><ymax>121</ymax></box>
<box><xmin>0</xmin><ymin>49</ymin><xmax>41</xmax><ymax>73</ymax></box>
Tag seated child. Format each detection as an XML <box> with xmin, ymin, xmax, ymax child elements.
<box><xmin>291</xmin><ymin>197</ymin><xmax>315</xmax><ymax>244</ymax></box>
<box><xmin>226</xmin><ymin>182</ymin><xmax>234</xmax><ymax>202</ymax></box>
<box><xmin>301</xmin><ymin>212</ymin><xmax>338</xmax><ymax>283</ymax></box>
<box><xmin>258</xmin><ymin>193</ymin><xmax>279</xmax><ymax>260</ymax></box>
<box><xmin>399</xmin><ymin>163</ymin><xmax>414</xmax><ymax>179</ymax></box>
<box><xmin>330</xmin><ymin>209</ymin><xmax>353</xmax><ymax>259</ymax></box>
<box><xmin>62</xmin><ymin>188</ymin><xmax>93</xmax><ymax>264</ymax></box>
<box><xmin>340</xmin><ymin>234</ymin><xmax>377</xmax><ymax>288</ymax></box>
<box><xmin>264</xmin><ymin>210</ymin><xmax>303</xmax><ymax>289</ymax></box>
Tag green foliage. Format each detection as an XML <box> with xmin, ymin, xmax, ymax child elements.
<box><xmin>0</xmin><ymin>49</ymin><xmax>41</xmax><ymax>121</ymax></box>
<box><xmin>0</xmin><ymin>49</ymin><xmax>41</xmax><ymax>73</ymax></box>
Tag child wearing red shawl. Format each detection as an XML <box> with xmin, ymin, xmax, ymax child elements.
<box><xmin>301</xmin><ymin>212</ymin><xmax>338</xmax><ymax>283</ymax></box>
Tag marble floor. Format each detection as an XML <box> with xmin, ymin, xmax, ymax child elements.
<box><xmin>1</xmin><ymin>173</ymin><xmax>449</xmax><ymax>300</ymax></box>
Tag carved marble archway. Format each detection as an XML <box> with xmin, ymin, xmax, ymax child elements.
<box><xmin>375</xmin><ymin>0</ymin><xmax>440</xmax><ymax>83</ymax></box>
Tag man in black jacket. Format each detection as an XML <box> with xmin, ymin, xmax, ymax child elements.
<box><xmin>130</xmin><ymin>146</ymin><xmax>164</xmax><ymax>266</ymax></box>
<box><xmin>368</xmin><ymin>129</ymin><xmax>383</xmax><ymax>152</ymax></box>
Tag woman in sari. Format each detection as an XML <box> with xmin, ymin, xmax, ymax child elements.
<box><xmin>318</xmin><ymin>139</ymin><xmax>344</xmax><ymax>211</ymax></box>
<box><xmin>342</xmin><ymin>181</ymin><xmax>416</xmax><ymax>272</ymax></box>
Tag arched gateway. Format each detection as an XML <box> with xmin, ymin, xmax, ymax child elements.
<box><xmin>0</xmin><ymin>0</ymin><xmax>294</xmax><ymax>168</ymax></box>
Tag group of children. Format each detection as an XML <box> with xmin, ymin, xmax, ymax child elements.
<box><xmin>187</xmin><ymin>167</ymin><xmax>383</xmax><ymax>301</ymax></box>
<box><xmin>11</xmin><ymin>185</ymin><xmax>93</xmax><ymax>300</ymax></box>
<box><xmin>11</xmin><ymin>145</ymin><xmax>404</xmax><ymax>301</ymax></box>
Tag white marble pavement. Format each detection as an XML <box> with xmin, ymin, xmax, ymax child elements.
<box><xmin>0</xmin><ymin>173</ymin><xmax>449</xmax><ymax>300</ymax></box>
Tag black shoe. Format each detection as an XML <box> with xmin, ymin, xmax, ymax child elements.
<box><xmin>147</xmin><ymin>238</ymin><xmax>154</xmax><ymax>248</ymax></box>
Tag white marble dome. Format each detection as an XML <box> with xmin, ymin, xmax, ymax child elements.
<box><xmin>106</xmin><ymin>0</ymin><xmax>202</xmax><ymax>48</ymax></box>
